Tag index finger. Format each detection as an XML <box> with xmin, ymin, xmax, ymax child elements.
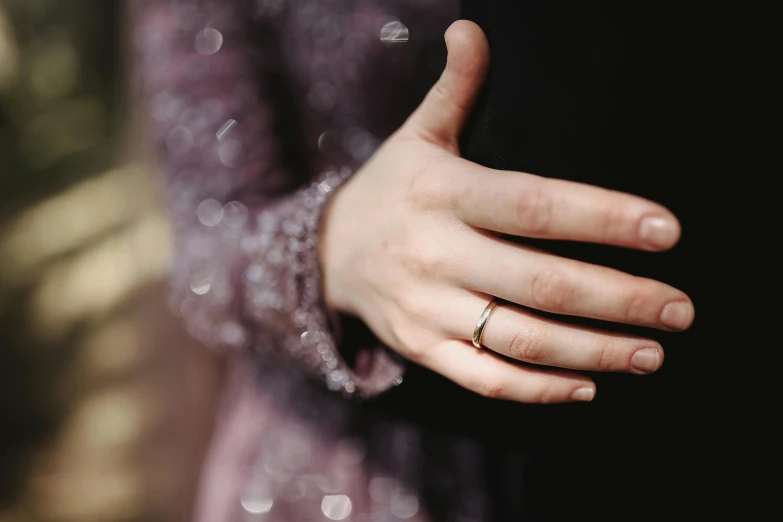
<box><xmin>448</xmin><ymin>159</ymin><xmax>681</xmax><ymax>251</ymax></box>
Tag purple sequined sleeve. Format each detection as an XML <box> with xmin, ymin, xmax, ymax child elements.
<box><xmin>131</xmin><ymin>0</ymin><xmax>404</xmax><ymax>397</ymax></box>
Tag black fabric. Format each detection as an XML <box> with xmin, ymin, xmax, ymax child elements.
<box><xmin>374</xmin><ymin>1</ymin><xmax>768</xmax><ymax>518</ymax></box>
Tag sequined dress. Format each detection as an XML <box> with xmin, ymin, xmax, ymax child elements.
<box><xmin>131</xmin><ymin>1</ymin><xmax>497</xmax><ymax>521</ymax></box>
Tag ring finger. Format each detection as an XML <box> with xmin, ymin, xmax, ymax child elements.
<box><xmin>442</xmin><ymin>290</ymin><xmax>665</xmax><ymax>374</ymax></box>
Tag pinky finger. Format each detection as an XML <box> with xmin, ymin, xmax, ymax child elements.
<box><xmin>422</xmin><ymin>340</ymin><xmax>597</xmax><ymax>403</ymax></box>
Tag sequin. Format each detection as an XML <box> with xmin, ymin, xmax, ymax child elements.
<box><xmin>241</xmin><ymin>482</ymin><xmax>274</xmax><ymax>515</ymax></box>
<box><xmin>189</xmin><ymin>266</ymin><xmax>214</xmax><ymax>295</ymax></box>
<box><xmin>321</xmin><ymin>495</ymin><xmax>352</xmax><ymax>520</ymax></box>
<box><xmin>246</xmin><ymin>264</ymin><xmax>264</xmax><ymax>283</ymax></box>
<box><xmin>380</xmin><ymin>20</ymin><xmax>410</xmax><ymax>43</ymax></box>
<box><xmin>216</xmin><ymin>118</ymin><xmax>238</xmax><ymax>140</ymax></box>
<box><xmin>343</xmin><ymin>127</ymin><xmax>377</xmax><ymax>161</ymax></box>
<box><xmin>390</xmin><ymin>493</ymin><xmax>420</xmax><ymax>519</ymax></box>
<box><xmin>327</xmin><ymin>370</ymin><xmax>347</xmax><ymax>391</ymax></box>
<box><xmin>292</xmin><ymin>307</ymin><xmax>309</xmax><ymax>327</ymax></box>
<box><xmin>286</xmin><ymin>237</ymin><xmax>302</xmax><ymax>252</ymax></box>
<box><xmin>195</xmin><ymin>27</ymin><xmax>223</xmax><ymax>55</ymax></box>
<box><xmin>300</xmin><ymin>330</ymin><xmax>315</xmax><ymax>346</ymax></box>
<box><xmin>223</xmin><ymin>201</ymin><xmax>248</xmax><ymax>228</ymax></box>
<box><xmin>219</xmin><ymin>321</ymin><xmax>247</xmax><ymax>347</ymax></box>
<box><xmin>218</xmin><ymin>139</ymin><xmax>245</xmax><ymax>167</ymax></box>
<box><xmin>196</xmin><ymin>199</ymin><xmax>223</xmax><ymax>226</ymax></box>
<box><xmin>317</xmin><ymin>180</ymin><xmax>333</xmax><ymax>195</ymax></box>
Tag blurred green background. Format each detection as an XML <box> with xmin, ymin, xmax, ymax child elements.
<box><xmin>1</xmin><ymin>1</ymin><xmax>222</xmax><ymax>521</ymax></box>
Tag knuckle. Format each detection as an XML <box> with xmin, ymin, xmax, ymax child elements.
<box><xmin>399</xmin><ymin>291</ymin><xmax>433</xmax><ymax>325</ymax></box>
<box><xmin>621</xmin><ymin>282</ymin><xmax>658</xmax><ymax>324</ymax></box>
<box><xmin>509</xmin><ymin>327</ymin><xmax>546</xmax><ymax>363</ymax></box>
<box><xmin>530</xmin><ymin>270</ymin><xmax>572</xmax><ymax>311</ymax></box>
<box><xmin>403</xmin><ymin>339</ymin><xmax>428</xmax><ymax>361</ymax></box>
<box><xmin>622</xmin><ymin>292</ymin><xmax>649</xmax><ymax>324</ymax></box>
<box><xmin>529</xmin><ymin>385</ymin><xmax>558</xmax><ymax>404</ymax></box>
<box><xmin>431</xmin><ymin>81</ymin><xmax>472</xmax><ymax>120</ymax></box>
<box><xmin>475</xmin><ymin>377</ymin><xmax>505</xmax><ymax>400</ymax></box>
<box><xmin>537</xmin><ymin>390</ymin><xmax>557</xmax><ymax>404</ymax></box>
<box><xmin>595</xmin><ymin>341</ymin><xmax>617</xmax><ymax>371</ymax></box>
<box><xmin>599</xmin><ymin>203</ymin><xmax>629</xmax><ymax>243</ymax></box>
<box><xmin>405</xmin><ymin>166</ymin><xmax>450</xmax><ymax>211</ymax></box>
<box><xmin>432</xmin><ymin>81</ymin><xmax>450</xmax><ymax>103</ymax></box>
<box><xmin>516</xmin><ymin>186</ymin><xmax>553</xmax><ymax>235</ymax></box>
<box><xmin>388</xmin><ymin>317</ymin><xmax>428</xmax><ymax>359</ymax></box>
<box><xmin>402</xmin><ymin>241</ymin><xmax>446</xmax><ymax>278</ymax></box>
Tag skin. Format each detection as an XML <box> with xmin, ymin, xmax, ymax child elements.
<box><xmin>320</xmin><ymin>20</ymin><xmax>695</xmax><ymax>404</ymax></box>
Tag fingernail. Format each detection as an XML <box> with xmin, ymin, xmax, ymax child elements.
<box><xmin>570</xmin><ymin>387</ymin><xmax>595</xmax><ymax>402</ymax></box>
<box><xmin>659</xmin><ymin>301</ymin><xmax>693</xmax><ymax>330</ymax></box>
<box><xmin>630</xmin><ymin>347</ymin><xmax>662</xmax><ymax>374</ymax></box>
<box><xmin>639</xmin><ymin>216</ymin><xmax>678</xmax><ymax>249</ymax></box>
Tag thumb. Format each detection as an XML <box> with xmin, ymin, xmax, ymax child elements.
<box><xmin>403</xmin><ymin>20</ymin><xmax>490</xmax><ymax>151</ymax></box>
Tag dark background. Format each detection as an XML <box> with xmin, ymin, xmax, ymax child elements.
<box><xmin>376</xmin><ymin>1</ymin><xmax>772</xmax><ymax>519</ymax></box>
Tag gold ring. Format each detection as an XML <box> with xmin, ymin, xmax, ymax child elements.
<box><xmin>473</xmin><ymin>298</ymin><xmax>499</xmax><ymax>348</ymax></box>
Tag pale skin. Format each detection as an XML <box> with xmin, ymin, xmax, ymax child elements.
<box><xmin>320</xmin><ymin>20</ymin><xmax>695</xmax><ymax>403</ymax></box>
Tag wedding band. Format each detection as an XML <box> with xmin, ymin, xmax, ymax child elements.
<box><xmin>473</xmin><ymin>298</ymin><xmax>499</xmax><ymax>348</ymax></box>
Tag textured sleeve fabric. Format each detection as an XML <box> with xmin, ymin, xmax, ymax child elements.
<box><xmin>130</xmin><ymin>0</ymin><xmax>403</xmax><ymax>397</ymax></box>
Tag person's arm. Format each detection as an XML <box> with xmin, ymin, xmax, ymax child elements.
<box><xmin>130</xmin><ymin>0</ymin><xmax>403</xmax><ymax>397</ymax></box>
<box><xmin>134</xmin><ymin>1</ymin><xmax>693</xmax><ymax>405</ymax></box>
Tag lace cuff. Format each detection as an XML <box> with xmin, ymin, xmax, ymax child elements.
<box><xmin>242</xmin><ymin>168</ymin><xmax>404</xmax><ymax>398</ymax></box>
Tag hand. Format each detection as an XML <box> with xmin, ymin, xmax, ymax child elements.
<box><xmin>320</xmin><ymin>20</ymin><xmax>694</xmax><ymax>403</ymax></box>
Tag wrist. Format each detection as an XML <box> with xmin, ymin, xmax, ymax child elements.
<box><xmin>318</xmin><ymin>173</ymin><xmax>357</xmax><ymax>316</ymax></box>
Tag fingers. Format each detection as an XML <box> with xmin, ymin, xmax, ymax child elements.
<box><xmin>448</xmin><ymin>160</ymin><xmax>681</xmax><ymax>251</ymax></box>
<box><xmin>401</xmin><ymin>20</ymin><xmax>490</xmax><ymax>151</ymax></box>
<box><xmin>452</xmin><ymin>233</ymin><xmax>695</xmax><ymax>331</ymax></box>
<box><xmin>442</xmin><ymin>292</ymin><xmax>665</xmax><ymax>374</ymax></box>
<box><xmin>420</xmin><ymin>339</ymin><xmax>596</xmax><ymax>403</ymax></box>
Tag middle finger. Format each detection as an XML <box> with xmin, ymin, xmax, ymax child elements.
<box><xmin>452</xmin><ymin>231</ymin><xmax>694</xmax><ymax>331</ymax></box>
